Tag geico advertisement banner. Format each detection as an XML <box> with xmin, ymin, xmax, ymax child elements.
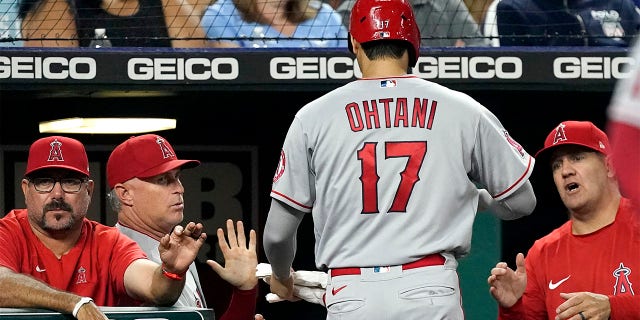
<box><xmin>0</xmin><ymin>48</ymin><xmax>633</xmax><ymax>89</ymax></box>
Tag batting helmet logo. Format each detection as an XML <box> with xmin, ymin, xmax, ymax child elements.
<box><xmin>348</xmin><ymin>0</ymin><xmax>421</xmax><ymax>66</ymax></box>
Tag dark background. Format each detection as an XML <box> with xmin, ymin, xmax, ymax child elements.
<box><xmin>0</xmin><ymin>86</ymin><xmax>612</xmax><ymax>319</ymax></box>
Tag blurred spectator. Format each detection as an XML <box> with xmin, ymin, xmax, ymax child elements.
<box><xmin>607</xmin><ymin>37</ymin><xmax>640</xmax><ymax>203</ymax></box>
<box><xmin>483</xmin><ymin>0</ymin><xmax>500</xmax><ymax>46</ymax></box>
<box><xmin>201</xmin><ymin>0</ymin><xmax>348</xmax><ymax>48</ymax></box>
<box><xmin>0</xmin><ymin>0</ymin><xmax>22</xmax><ymax>46</ymax></box>
<box><xmin>18</xmin><ymin>0</ymin><xmax>212</xmax><ymax>47</ymax></box>
<box><xmin>492</xmin><ymin>0</ymin><xmax>640</xmax><ymax>46</ymax></box>
<box><xmin>337</xmin><ymin>0</ymin><xmax>490</xmax><ymax>47</ymax></box>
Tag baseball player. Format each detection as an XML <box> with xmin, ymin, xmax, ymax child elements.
<box><xmin>262</xmin><ymin>0</ymin><xmax>538</xmax><ymax>318</ymax></box>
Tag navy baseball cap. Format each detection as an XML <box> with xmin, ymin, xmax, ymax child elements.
<box><xmin>107</xmin><ymin>134</ymin><xmax>200</xmax><ymax>189</ymax></box>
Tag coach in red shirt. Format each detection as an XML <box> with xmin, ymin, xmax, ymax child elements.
<box><xmin>0</xmin><ymin>136</ymin><xmax>206</xmax><ymax>319</ymax></box>
<box><xmin>488</xmin><ymin>121</ymin><xmax>640</xmax><ymax>320</ymax></box>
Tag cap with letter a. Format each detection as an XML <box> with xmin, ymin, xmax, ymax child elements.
<box><xmin>25</xmin><ymin>136</ymin><xmax>90</xmax><ymax>177</ymax></box>
<box><xmin>534</xmin><ymin>120</ymin><xmax>610</xmax><ymax>160</ymax></box>
<box><xmin>107</xmin><ymin>134</ymin><xmax>200</xmax><ymax>189</ymax></box>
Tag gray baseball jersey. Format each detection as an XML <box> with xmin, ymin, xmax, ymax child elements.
<box><xmin>270</xmin><ymin>75</ymin><xmax>534</xmax><ymax>270</ymax></box>
<box><xmin>115</xmin><ymin>223</ymin><xmax>206</xmax><ymax>307</ymax></box>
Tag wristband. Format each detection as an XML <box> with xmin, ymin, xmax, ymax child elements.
<box><xmin>72</xmin><ymin>297</ymin><xmax>93</xmax><ymax>318</ymax></box>
<box><xmin>161</xmin><ymin>263</ymin><xmax>185</xmax><ymax>281</ymax></box>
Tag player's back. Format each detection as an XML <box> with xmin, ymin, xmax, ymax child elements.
<box><xmin>281</xmin><ymin>75</ymin><xmax>533</xmax><ymax>269</ymax></box>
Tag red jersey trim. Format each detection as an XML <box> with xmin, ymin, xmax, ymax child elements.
<box><xmin>270</xmin><ymin>190</ymin><xmax>313</xmax><ymax>210</ymax></box>
<box><xmin>495</xmin><ymin>156</ymin><xmax>533</xmax><ymax>199</ymax></box>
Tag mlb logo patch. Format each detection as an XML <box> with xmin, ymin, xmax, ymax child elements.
<box><xmin>378</xmin><ymin>31</ymin><xmax>391</xmax><ymax>38</ymax></box>
<box><xmin>373</xmin><ymin>266</ymin><xmax>391</xmax><ymax>273</ymax></box>
<box><xmin>380</xmin><ymin>80</ymin><xmax>397</xmax><ymax>88</ymax></box>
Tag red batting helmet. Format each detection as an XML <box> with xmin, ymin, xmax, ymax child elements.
<box><xmin>348</xmin><ymin>0</ymin><xmax>421</xmax><ymax>67</ymax></box>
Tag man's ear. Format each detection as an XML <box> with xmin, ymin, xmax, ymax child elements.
<box><xmin>349</xmin><ymin>35</ymin><xmax>360</xmax><ymax>53</ymax></box>
<box><xmin>605</xmin><ymin>155</ymin><xmax>616</xmax><ymax>178</ymax></box>
<box><xmin>21</xmin><ymin>179</ymin><xmax>29</xmax><ymax>196</ymax></box>
<box><xmin>115</xmin><ymin>183</ymin><xmax>134</xmax><ymax>206</ymax></box>
<box><xmin>86</xmin><ymin>179</ymin><xmax>95</xmax><ymax>197</ymax></box>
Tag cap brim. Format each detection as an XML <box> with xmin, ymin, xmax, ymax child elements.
<box><xmin>534</xmin><ymin>142</ymin><xmax>606</xmax><ymax>170</ymax></box>
<box><xmin>135</xmin><ymin>159</ymin><xmax>200</xmax><ymax>179</ymax></box>
<box><xmin>534</xmin><ymin>145</ymin><xmax>554</xmax><ymax>165</ymax></box>
<box><xmin>25</xmin><ymin>165</ymin><xmax>89</xmax><ymax>177</ymax></box>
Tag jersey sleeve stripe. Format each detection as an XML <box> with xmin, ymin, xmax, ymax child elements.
<box><xmin>271</xmin><ymin>190</ymin><xmax>313</xmax><ymax>211</ymax></box>
<box><xmin>494</xmin><ymin>156</ymin><xmax>534</xmax><ymax>199</ymax></box>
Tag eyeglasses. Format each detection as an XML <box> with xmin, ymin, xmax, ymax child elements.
<box><xmin>29</xmin><ymin>177</ymin><xmax>87</xmax><ymax>193</ymax></box>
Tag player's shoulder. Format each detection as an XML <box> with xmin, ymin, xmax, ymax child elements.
<box><xmin>425</xmin><ymin>80</ymin><xmax>487</xmax><ymax>113</ymax></box>
<box><xmin>0</xmin><ymin>209</ymin><xmax>25</xmax><ymax>229</ymax></box>
<box><xmin>618</xmin><ymin>197</ymin><xmax>640</xmax><ymax>227</ymax></box>
<box><xmin>396</xmin><ymin>76</ymin><xmax>478</xmax><ymax>99</ymax></box>
<box><xmin>3</xmin><ymin>209</ymin><xmax>24</xmax><ymax>220</ymax></box>
<box><xmin>424</xmin><ymin>79</ymin><xmax>475</xmax><ymax>99</ymax></box>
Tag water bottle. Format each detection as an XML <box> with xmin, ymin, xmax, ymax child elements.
<box><xmin>89</xmin><ymin>28</ymin><xmax>112</xmax><ymax>48</ymax></box>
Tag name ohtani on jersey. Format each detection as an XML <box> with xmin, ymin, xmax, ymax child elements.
<box><xmin>345</xmin><ymin>97</ymin><xmax>438</xmax><ymax>132</ymax></box>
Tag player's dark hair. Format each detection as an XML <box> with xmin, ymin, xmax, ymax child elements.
<box><xmin>19</xmin><ymin>0</ymin><xmax>38</xmax><ymax>19</ymax></box>
<box><xmin>361</xmin><ymin>40</ymin><xmax>414</xmax><ymax>65</ymax></box>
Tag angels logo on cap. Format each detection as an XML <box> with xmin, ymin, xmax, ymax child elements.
<box><xmin>551</xmin><ymin>122</ymin><xmax>569</xmax><ymax>145</ymax></box>
<box><xmin>25</xmin><ymin>136</ymin><xmax>90</xmax><ymax>177</ymax></box>
<box><xmin>48</xmin><ymin>139</ymin><xmax>64</xmax><ymax>162</ymax></box>
<box><xmin>156</xmin><ymin>136</ymin><xmax>175</xmax><ymax>159</ymax></box>
<box><xmin>106</xmin><ymin>134</ymin><xmax>200</xmax><ymax>189</ymax></box>
<box><xmin>534</xmin><ymin>120</ymin><xmax>610</xmax><ymax>160</ymax></box>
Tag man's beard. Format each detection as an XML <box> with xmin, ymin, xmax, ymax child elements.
<box><xmin>40</xmin><ymin>199</ymin><xmax>76</xmax><ymax>231</ymax></box>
